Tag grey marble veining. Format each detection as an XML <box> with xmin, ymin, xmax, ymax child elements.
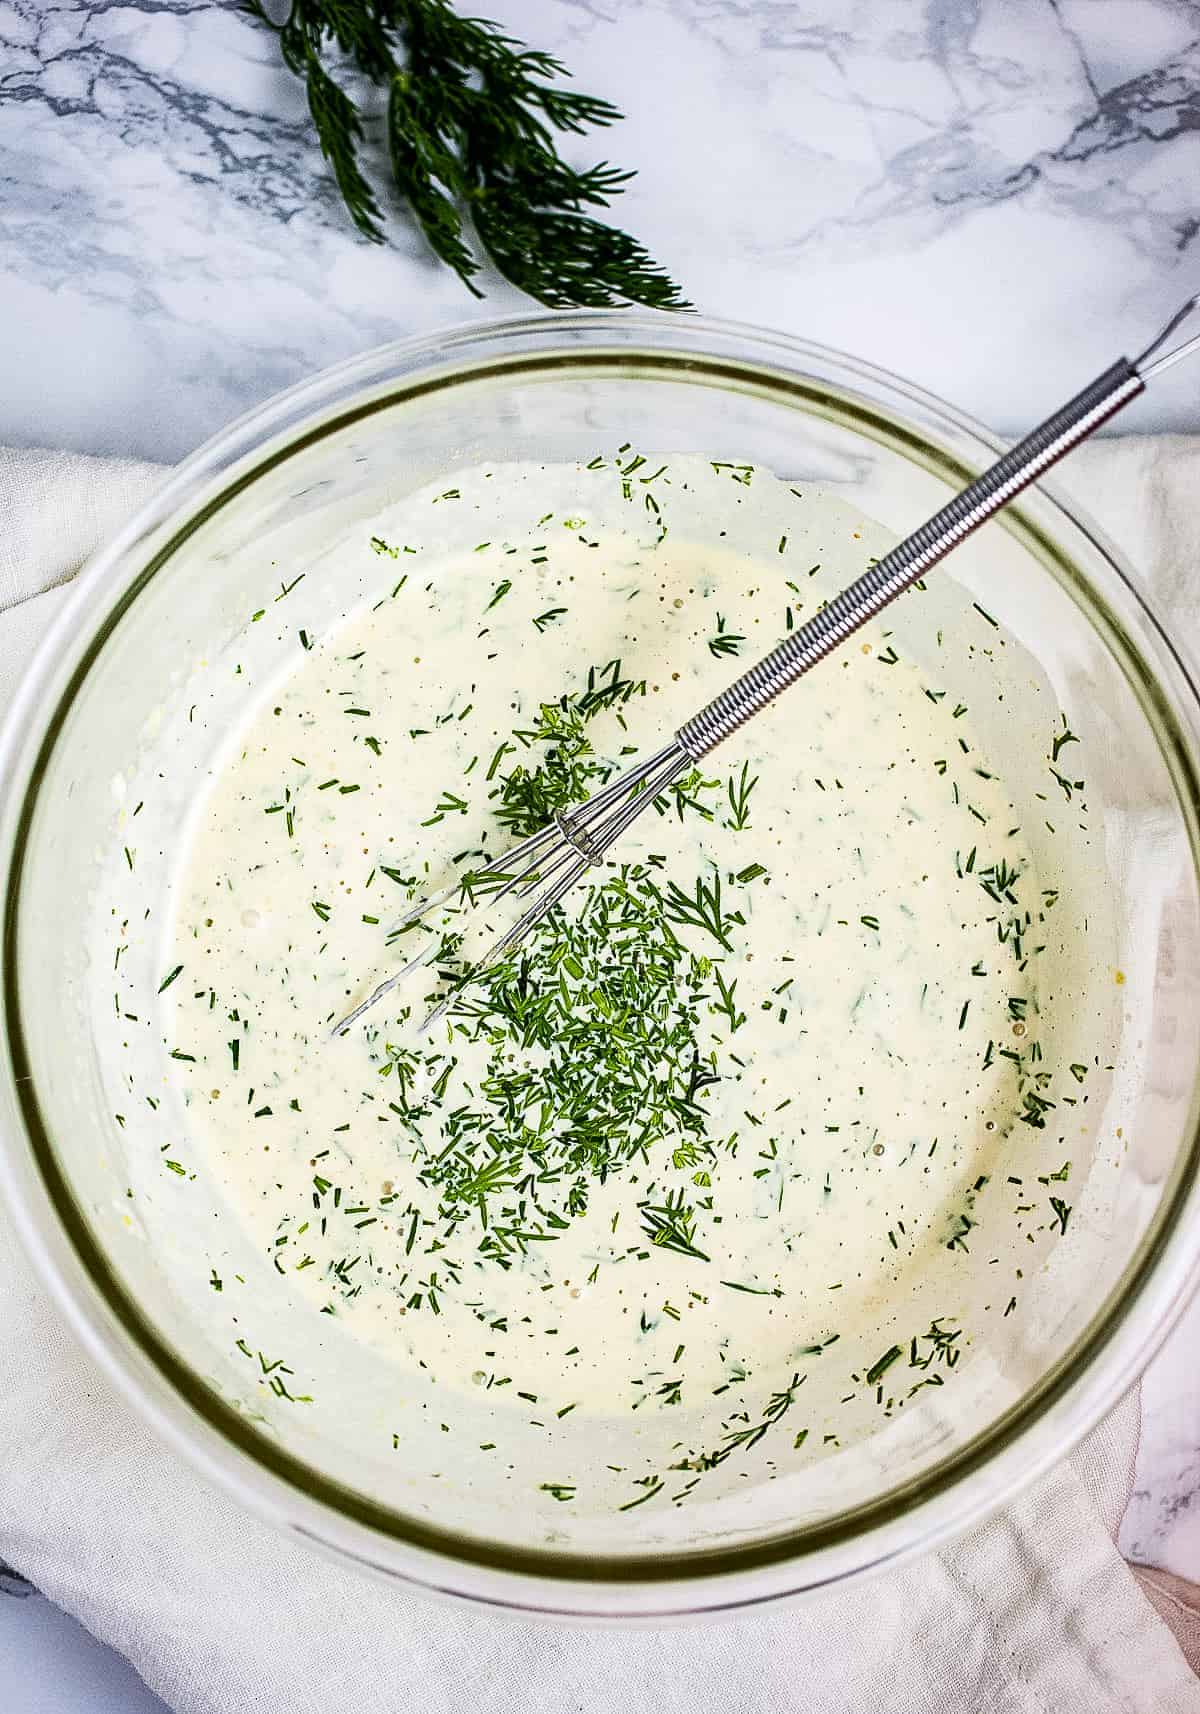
<box><xmin>0</xmin><ymin>0</ymin><xmax>1197</xmax><ymax>461</ymax></box>
<box><xmin>1120</xmin><ymin>1290</ymin><xmax>1200</xmax><ymax>1582</ymax></box>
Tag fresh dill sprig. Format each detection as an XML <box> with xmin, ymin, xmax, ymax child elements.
<box><xmin>245</xmin><ymin>0</ymin><xmax>687</xmax><ymax>309</ymax></box>
<box><xmin>707</xmin><ymin>614</ymin><xmax>745</xmax><ymax>658</ymax></box>
<box><xmin>654</xmin><ymin>767</ymin><xmax>722</xmax><ymax>823</ymax></box>
<box><xmin>672</xmin><ymin>1372</ymin><xmax>805</xmax><ymax>1473</ymax></box>
<box><xmin>725</xmin><ymin>761</ymin><xmax>757</xmax><ymax>832</ymax></box>
<box><xmin>639</xmin><ymin>1190</ymin><xmax>710</xmax><ymax>1261</ymax></box>
<box><xmin>489</xmin><ymin>659</ymin><xmax>645</xmax><ymax>838</ymax></box>
<box><xmin>661</xmin><ymin>870</ymin><xmax>739</xmax><ymax>951</ymax></box>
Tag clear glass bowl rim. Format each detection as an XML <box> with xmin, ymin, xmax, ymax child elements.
<box><xmin>1</xmin><ymin>308</ymin><xmax>1199</xmax><ymax>1620</ymax></box>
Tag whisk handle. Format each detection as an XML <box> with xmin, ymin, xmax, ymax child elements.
<box><xmin>675</xmin><ymin>357</ymin><xmax>1143</xmax><ymax>760</ymax></box>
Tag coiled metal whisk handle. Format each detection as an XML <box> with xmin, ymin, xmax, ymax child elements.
<box><xmin>677</xmin><ymin>291</ymin><xmax>1200</xmax><ymax>761</ymax></box>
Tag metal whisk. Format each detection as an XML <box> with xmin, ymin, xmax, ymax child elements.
<box><xmin>335</xmin><ymin>295</ymin><xmax>1200</xmax><ymax>1036</ymax></box>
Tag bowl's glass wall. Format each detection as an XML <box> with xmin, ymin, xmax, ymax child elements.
<box><xmin>6</xmin><ymin>328</ymin><xmax>1200</xmax><ymax>1595</ymax></box>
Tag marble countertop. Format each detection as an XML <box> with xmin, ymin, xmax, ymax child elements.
<box><xmin>1</xmin><ymin>0</ymin><xmax>1198</xmax><ymax>1705</ymax></box>
<box><xmin>2</xmin><ymin>0</ymin><xmax>1199</xmax><ymax>459</ymax></box>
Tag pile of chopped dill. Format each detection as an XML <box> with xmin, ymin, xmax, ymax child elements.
<box><xmin>363</xmin><ymin>659</ymin><xmax>752</xmax><ymax>1294</ymax></box>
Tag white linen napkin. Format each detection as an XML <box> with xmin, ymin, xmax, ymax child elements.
<box><xmin>0</xmin><ymin>442</ymin><xmax>1198</xmax><ymax>1714</ymax></box>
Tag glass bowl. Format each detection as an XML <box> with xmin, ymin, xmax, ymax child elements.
<box><xmin>1</xmin><ymin>312</ymin><xmax>1198</xmax><ymax>1619</ymax></box>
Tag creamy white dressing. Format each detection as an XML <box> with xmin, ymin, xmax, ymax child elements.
<box><xmin>155</xmin><ymin>458</ymin><xmax>1098</xmax><ymax>1499</ymax></box>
